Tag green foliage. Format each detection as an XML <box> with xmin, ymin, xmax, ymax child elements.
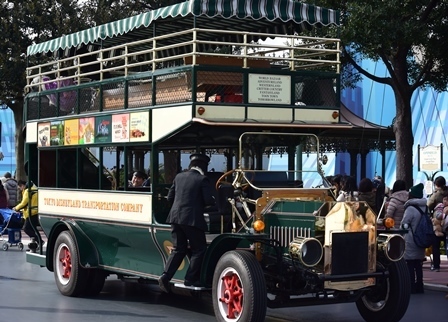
<box><xmin>311</xmin><ymin>0</ymin><xmax>448</xmax><ymax>91</ymax></box>
<box><xmin>0</xmin><ymin>0</ymin><xmax>164</xmax><ymax>106</ymax></box>
<box><xmin>1</xmin><ymin>1</ymin><xmax>84</xmax><ymax>106</ymax></box>
<box><xmin>307</xmin><ymin>0</ymin><xmax>448</xmax><ymax>187</ymax></box>
<box><xmin>79</xmin><ymin>0</ymin><xmax>183</xmax><ymax>25</ymax></box>
<box><xmin>0</xmin><ymin>0</ymin><xmax>176</xmax><ymax>179</ymax></box>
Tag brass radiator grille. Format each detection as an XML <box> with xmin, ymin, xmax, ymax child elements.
<box><xmin>270</xmin><ymin>226</ymin><xmax>311</xmax><ymax>248</ymax></box>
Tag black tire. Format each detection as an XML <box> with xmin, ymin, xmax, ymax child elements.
<box><xmin>212</xmin><ymin>250</ymin><xmax>267</xmax><ymax>322</ymax></box>
<box><xmin>53</xmin><ymin>231</ymin><xmax>89</xmax><ymax>297</ymax></box>
<box><xmin>356</xmin><ymin>258</ymin><xmax>411</xmax><ymax>322</ymax></box>
<box><xmin>83</xmin><ymin>269</ymin><xmax>106</xmax><ymax>296</ymax></box>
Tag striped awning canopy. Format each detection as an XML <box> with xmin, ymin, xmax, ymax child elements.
<box><xmin>27</xmin><ymin>0</ymin><xmax>339</xmax><ymax>56</ymax></box>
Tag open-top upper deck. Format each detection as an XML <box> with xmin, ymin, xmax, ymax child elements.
<box><xmin>24</xmin><ymin>0</ymin><xmax>341</xmax><ymax>131</ymax></box>
<box><xmin>26</xmin><ymin>0</ymin><xmax>340</xmax><ymax>69</ymax></box>
<box><xmin>26</xmin><ymin>27</ymin><xmax>340</xmax><ymax>90</ymax></box>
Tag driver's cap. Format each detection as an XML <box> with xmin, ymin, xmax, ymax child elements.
<box><xmin>190</xmin><ymin>153</ymin><xmax>210</xmax><ymax>164</ymax></box>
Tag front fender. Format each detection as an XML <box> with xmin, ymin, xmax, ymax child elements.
<box><xmin>46</xmin><ymin>219</ymin><xmax>99</xmax><ymax>271</ymax></box>
<box><xmin>202</xmin><ymin>233</ymin><xmax>269</xmax><ymax>286</ymax></box>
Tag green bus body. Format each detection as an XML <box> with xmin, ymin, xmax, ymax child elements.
<box><xmin>22</xmin><ymin>1</ymin><xmax>410</xmax><ymax>321</ymax></box>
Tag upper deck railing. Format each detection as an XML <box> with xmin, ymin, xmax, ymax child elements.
<box><xmin>25</xmin><ymin>28</ymin><xmax>340</xmax><ymax>93</ymax></box>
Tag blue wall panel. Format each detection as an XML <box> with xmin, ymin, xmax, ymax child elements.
<box><xmin>340</xmin><ymin>60</ymin><xmax>448</xmax><ymax>189</ymax></box>
<box><xmin>0</xmin><ymin>108</ymin><xmax>16</xmax><ymax>176</ymax></box>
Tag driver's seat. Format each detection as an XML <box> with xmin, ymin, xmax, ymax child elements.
<box><xmin>204</xmin><ymin>172</ymin><xmax>233</xmax><ymax>233</ymax></box>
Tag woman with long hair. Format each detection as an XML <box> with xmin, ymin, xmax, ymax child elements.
<box><xmin>336</xmin><ymin>175</ymin><xmax>358</xmax><ymax>201</ymax></box>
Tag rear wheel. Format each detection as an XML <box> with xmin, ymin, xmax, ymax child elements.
<box><xmin>212</xmin><ymin>250</ymin><xmax>266</xmax><ymax>322</ymax></box>
<box><xmin>53</xmin><ymin>231</ymin><xmax>88</xmax><ymax>297</ymax></box>
<box><xmin>356</xmin><ymin>258</ymin><xmax>410</xmax><ymax>322</ymax></box>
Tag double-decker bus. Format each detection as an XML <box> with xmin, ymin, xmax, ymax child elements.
<box><xmin>24</xmin><ymin>0</ymin><xmax>410</xmax><ymax>321</ymax></box>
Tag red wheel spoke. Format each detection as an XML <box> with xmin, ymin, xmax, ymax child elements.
<box><xmin>220</xmin><ymin>273</ymin><xmax>243</xmax><ymax>319</ymax></box>
<box><xmin>59</xmin><ymin>247</ymin><xmax>72</xmax><ymax>278</ymax></box>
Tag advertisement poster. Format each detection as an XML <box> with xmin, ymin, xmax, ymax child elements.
<box><xmin>112</xmin><ymin>113</ymin><xmax>129</xmax><ymax>143</ymax></box>
<box><xmin>64</xmin><ymin>119</ymin><xmax>79</xmax><ymax>145</ymax></box>
<box><xmin>50</xmin><ymin>121</ymin><xmax>64</xmax><ymax>146</ymax></box>
<box><xmin>130</xmin><ymin>111</ymin><xmax>149</xmax><ymax>142</ymax></box>
<box><xmin>95</xmin><ymin>115</ymin><xmax>112</xmax><ymax>144</ymax></box>
<box><xmin>79</xmin><ymin>117</ymin><xmax>95</xmax><ymax>144</ymax></box>
<box><xmin>37</xmin><ymin>122</ymin><xmax>51</xmax><ymax>147</ymax></box>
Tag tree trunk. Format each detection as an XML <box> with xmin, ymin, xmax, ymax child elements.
<box><xmin>393</xmin><ymin>91</ymin><xmax>414</xmax><ymax>189</ymax></box>
<box><xmin>163</xmin><ymin>150</ymin><xmax>179</xmax><ymax>183</ymax></box>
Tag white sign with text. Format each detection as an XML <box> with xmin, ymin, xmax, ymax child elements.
<box><xmin>248</xmin><ymin>74</ymin><xmax>291</xmax><ymax>104</ymax></box>
<box><xmin>419</xmin><ymin>145</ymin><xmax>442</xmax><ymax>171</ymax></box>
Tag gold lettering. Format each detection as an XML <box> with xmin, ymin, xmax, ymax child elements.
<box><xmin>121</xmin><ymin>203</ymin><xmax>143</xmax><ymax>213</ymax></box>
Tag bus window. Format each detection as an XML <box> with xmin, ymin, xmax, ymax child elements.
<box><xmin>39</xmin><ymin>150</ymin><xmax>57</xmax><ymax>187</ymax></box>
<box><xmin>56</xmin><ymin>148</ymin><xmax>78</xmax><ymax>188</ymax></box>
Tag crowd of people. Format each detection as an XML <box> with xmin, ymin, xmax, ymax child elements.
<box><xmin>0</xmin><ymin>172</ymin><xmax>42</xmax><ymax>251</ymax></box>
<box><xmin>330</xmin><ymin>174</ymin><xmax>387</xmax><ymax>215</ymax></box>
<box><xmin>329</xmin><ymin>174</ymin><xmax>448</xmax><ymax>295</ymax></box>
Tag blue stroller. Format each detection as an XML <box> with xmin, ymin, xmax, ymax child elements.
<box><xmin>0</xmin><ymin>208</ymin><xmax>24</xmax><ymax>251</ymax></box>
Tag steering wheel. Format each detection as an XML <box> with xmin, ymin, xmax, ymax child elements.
<box><xmin>215</xmin><ymin>169</ymin><xmax>236</xmax><ymax>190</ymax></box>
<box><xmin>215</xmin><ymin>169</ymin><xmax>255</xmax><ymax>191</ymax></box>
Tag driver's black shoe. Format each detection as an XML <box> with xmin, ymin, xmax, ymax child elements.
<box><xmin>158</xmin><ymin>274</ymin><xmax>170</xmax><ymax>293</ymax></box>
<box><xmin>37</xmin><ymin>240</ymin><xmax>45</xmax><ymax>250</ymax></box>
<box><xmin>27</xmin><ymin>242</ymin><xmax>38</xmax><ymax>253</ymax></box>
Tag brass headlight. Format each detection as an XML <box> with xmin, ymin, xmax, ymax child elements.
<box><xmin>289</xmin><ymin>237</ymin><xmax>323</xmax><ymax>267</ymax></box>
<box><xmin>378</xmin><ymin>233</ymin><xmax>405</xmax><ymax>261</ymax></box>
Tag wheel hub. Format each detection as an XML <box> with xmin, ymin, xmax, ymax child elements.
<box><xmin>219</xmin><ymin>273</ymin><xmax>243</xmax><ymax>319</ymax></box>
<box><xmin>60</xmin><ymin>246</ymin><xmax>72</xmax><ymax>279</ymax></box>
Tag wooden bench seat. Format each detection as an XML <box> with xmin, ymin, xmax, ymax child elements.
<box><xmin>101</xmin><ymin>55</ymin><xmax>270</xmax><ymax>109</ymax></box>
<box><xmin>102</xmin><ymin>78</ymin><xmax>192</xmax><ymax>109</ymax></box>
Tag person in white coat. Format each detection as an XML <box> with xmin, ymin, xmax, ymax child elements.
<box><xmin>385</xmin><ymin>179</ymin><xmax>408</xmax><ymax>229</ymax></box>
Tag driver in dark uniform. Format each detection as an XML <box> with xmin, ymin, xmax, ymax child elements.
<box><xmin>158</xmin><ymin>153</ymin><xmax>216</xmax><ymax>292</ymax></box>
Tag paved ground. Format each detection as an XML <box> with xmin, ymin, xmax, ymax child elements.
<box><xmin>423</xmin><ymin>254</ymin><xmax>448</xmax><ymax>294</ymax></box>
<box><xmin>3</xmin><ymin>229</ymin><xmax>448</xmax><ymax>295</ymax></box>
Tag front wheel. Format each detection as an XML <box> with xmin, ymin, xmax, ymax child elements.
<box><xmin>53</xmin><ymin>231</ymin><xmax>88</xmax><ymax>297</ymax></box>
<box><xmin>356</xmin><ymin>258</ymin><xmax>410</xmax><ymax>322</ymax></box>
<box><xmin>212</xmin><ymin>250</ymin><xmax>266</xmax><ymax>322</ymax></box>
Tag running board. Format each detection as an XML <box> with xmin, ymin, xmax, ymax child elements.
<box><xmin>174</xmin><ymin>283</ymin><xmax>211</xmax><ymax>291</ymax></box>
<box><xmin>26</xmin><ymin>251</ymin><xmax>46</xmax><ymax>267</ymax></box>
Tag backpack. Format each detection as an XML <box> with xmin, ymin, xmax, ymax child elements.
<box><xmin>411</xmin><ymin>205</ymin><xmax>436</xmax><ymax>248</ymax></box>
<box><xmin>442</xmin><ymin>212</ymin><xmax>448</xmax><ymax>232</ymax></box>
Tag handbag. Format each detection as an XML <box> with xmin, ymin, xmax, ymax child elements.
<box><xmin>441</xmin><ymin>205</ymin><xmax>448</xmax><ymax>232</ymax></box>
